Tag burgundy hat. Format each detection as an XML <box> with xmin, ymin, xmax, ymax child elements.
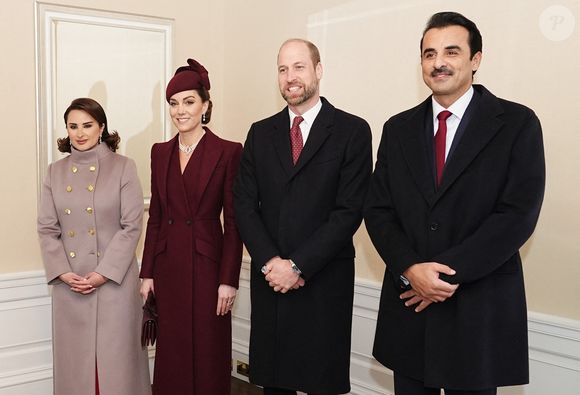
<box><xmin>165</xmin><ymin>58</ymin><xmax>211</xmax><ymax>102</ymax></box>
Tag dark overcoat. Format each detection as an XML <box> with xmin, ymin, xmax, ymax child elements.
<box><xmin>140</xmin><ymin>129</ymin><xmax>243</xmax><ymax>394</ymax></box>
<box><xmin>364</xmin><ymin>85</ymin><xmax>545</xmax><ymax>390</ymax></box>
<box><xmin>234</xmin><ymin>98</ymin><xmax>372</xmax><ymax>394</ymax></box>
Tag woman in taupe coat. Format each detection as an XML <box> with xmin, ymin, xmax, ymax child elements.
<box><xmin>37</xmin><ymin>98</ymin><xmax>151</xmax><ymax>395</ymax></box>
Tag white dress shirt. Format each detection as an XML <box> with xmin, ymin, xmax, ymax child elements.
<box><xmin>432</xmin><ymin>86</ymin><xmax>474</xmax><ymax>160</ymax></box>
<box><xmin>289</xmin><ymin>98</ymin><xmax>323</xmax><ymax>144</ymax></box>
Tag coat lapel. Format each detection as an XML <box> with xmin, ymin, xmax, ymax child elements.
<box><xmin>397</xmin><ymin>99</ymin><xmax>437</xmax><ymax>204</ymax></box>
<box><xmin>271</xmin><ymin>99</ymin><xmax>334</xmax><ymax>179</ymax></box>
<box><xmin>291</xmin><ymin>98</ymin><xmax>333</xmax><ymax>176</ymax></box>
<box><xmin>157</xmin><ymin>136</ymin><xmax>177</xmax><ymax>211</ymax></box>
<box><xmin>196</xmin><ymin>128</ymin><xmax>224</xmax><ymax>201</ymax></box>
<box><xmin>271</xmin><ymin>110</ymin><xmax>295</xmax><ymax>177</ymax></box>
<box><xmin>435</xmin><ymin>86</ymin><xmax>504</xmax><ymax>200</ymax></box>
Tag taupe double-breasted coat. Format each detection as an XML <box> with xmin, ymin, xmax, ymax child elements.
<box><xmin>38</xmin><ymin>144</ymin><xmax>151</xmax><ymax>395</ymax></box>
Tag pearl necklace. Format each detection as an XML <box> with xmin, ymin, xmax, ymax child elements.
<box><xmin>178</xmin><ymin>135</ymin><xmax>197</xmax><ymax>155</ymax></box>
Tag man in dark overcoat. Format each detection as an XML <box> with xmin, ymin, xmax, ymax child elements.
<box><xmin>234</xmin><ymin>38</ymin><xmax>372</xmax><ymax>395</ymax></box>
<box><xmin>364</xmin><ymin>12</ymin><xmax>545</xmax><ymax>395</ymax></box>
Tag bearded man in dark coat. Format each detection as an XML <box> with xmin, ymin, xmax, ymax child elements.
<box><xmin>234</xmin><ymin>38</ymin><xmax>372</xmax><ymax>395</ymax></box>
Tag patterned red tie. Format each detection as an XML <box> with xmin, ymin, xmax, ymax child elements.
<box><xmin>435</xmin><ymin>110</ymin><xmax>452</xmax><ymax>186</ymax></box>
<box><xmin>290</xmin><ymin>116</ymin><xmax>304</xmax><ymax>165</ymax></box>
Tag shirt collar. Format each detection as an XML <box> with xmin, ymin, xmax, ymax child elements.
<box><xmin>289</xmin><ymin>98</ymin><xmax>323</xmax><ymax>128</ymax></box>
<box><xmin>432</xmin><ymin>86</ymin><xmax>474</xmax><ymax>121</ymax></box>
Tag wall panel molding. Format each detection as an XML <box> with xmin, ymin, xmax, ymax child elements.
<box><xmin>231</xmin><ymin>259</ymin><xmax>580</xmax><ymax>395</ymax></box>
<box><xmin>1</xmin><ymin>268</ymin><xmax>579</xmax><ymax>394</ymax></box>
<box><xmin>34</xmin><ymin>1</ymin><xmax>173</xmax><ymax>204</ymax></box>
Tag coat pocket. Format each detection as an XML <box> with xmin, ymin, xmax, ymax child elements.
<box><xmin>195</xmin><ymin>238</ymin><xmax>220</xmax><ymax>262</ymax></box>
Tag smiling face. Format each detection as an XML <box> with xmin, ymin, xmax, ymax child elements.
<box><xmin>277</xmin><ymin>40</ymin><xmax>322</xmax><ymax>114</ymax></box>
<box><xmin>421</xmin><ymin>25</ymin><xmax>482</xmax><ymax>107</ymax></box>
<box><xmin>66</xmin><ymin>109</ymin><xmax>104</xmax><ymax>151</ymax></box>
<box><xmin>168</xmin><ymin>90</ymin><xmax>209</xmax><ymax>134</ymax></box>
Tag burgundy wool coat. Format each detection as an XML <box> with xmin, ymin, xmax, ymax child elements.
<box><xmin>140</xmin><ymin>129</ymin><xmax>243</xmax><ymax>395</ymax></box>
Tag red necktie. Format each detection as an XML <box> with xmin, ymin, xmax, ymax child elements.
<box><xmin>435</xmin><ymin>110</ymin><xmax>452</xmax><ymax>186</ymax></box>
<box><xmin>290</xmin><ymin>116</ymin><xmax>304</xmax><ymax>165</ymax></box>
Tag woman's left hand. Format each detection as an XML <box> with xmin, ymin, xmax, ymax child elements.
<box><xmin>82</xmin><ymin>272</ymin><xmax>108</xmax><ymax>294</ymax></box>
<box><xmin>216</xmin><ymin>284</ymin><xmax>237</xmax><ymax>316</ymax></box>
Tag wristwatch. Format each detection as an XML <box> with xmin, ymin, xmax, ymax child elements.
<box><xmin>289</xmin><ymin>259</ymin><xmax>302</xmax><ymax>275</ymax></box>
<box><xmin>399</xmin><ymin>274</ymin><xmax>411</xmax><ymax>290</ymax></box>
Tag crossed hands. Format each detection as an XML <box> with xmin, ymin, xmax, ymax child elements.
<box><xmin>59</xmin><ymin>271</ymin><xmax>108</xmax><ymax>295</ymax></box>
<box><xmin>262</xmin><ymin>256</ymin><xmax>305</xmax><ymax>294</ymax></box>
<box><xmin>400</xmin><ymin>262</ymin><xmax>459</xmax><ymax>313</ymax></box>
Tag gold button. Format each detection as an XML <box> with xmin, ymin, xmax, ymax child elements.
<box><xmin>68</xmin><ymin>230</ymin><xmax>75</xmax><ymax>237</ymax></box>
<box><xmin>71</xmin><ymin>166</ymin><xmax>78</xmax><ymax>173</ymax></box>
<box><xmin>69</xmin><ymin>251</ymin><xmax>76</xmax><ymax>258</ymax></box>
<box><xmin>64</xmin><ymin>209</ymin><xmax>71</xmax><ymax>215</ymax></box>
<box><xmin>66</xmin><ymin>186</ymin><xmax>72</xmax><ymax>192</ymax></box>
<box><xmin>97</xmin><ymin>251</ymin><xmax>101</xmax><ymax>257</ymax></box>
<box><xmin>86</xmin><ymin>207</ymin><xmax>93</xmax><ymax>214</ymax></box>
<box><xmin>88</xmin><ymin>228</ymin><xmax>95</xmax><ymax>236</ymax></box>
<box><xmin>89</xmin><ymin>166</ymin><xmax>96</xmax><ymax>172</ymax></box>
<box><xmin>87</xmin><ymin>184</ymin><xmax>94</xmax><ymax>192</ymax></box>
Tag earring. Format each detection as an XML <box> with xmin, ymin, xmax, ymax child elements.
<box><xmin>202</xmin><ymin>113</ymin><xmax>206</xmax><ymax>123</ymax></box>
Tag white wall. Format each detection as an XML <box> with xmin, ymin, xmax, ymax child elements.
<box><xmin>220</xmin><ymin>0</ymin><xmax>580</xmax><ymax>320</ymax></box>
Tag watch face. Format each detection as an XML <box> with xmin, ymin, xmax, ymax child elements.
<box><xmin>290</xmin><ymin>262</ymin><xmax>301</xmax><ymax>274</ymax></box>
<box><xmin>399</xmin><ymin>275</ymin><xmax>411</xmax><ymax>291</ymax></box>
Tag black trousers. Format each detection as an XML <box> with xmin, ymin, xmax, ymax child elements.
<box><xmin>394</xmin><ymin>373</ymin><xmax>497</xmax><ymax>395</ymax></box>
<box><xmin>263</xmin><ymin>386</ymin><xmax>337</xmax><ymax>395</ymax></box>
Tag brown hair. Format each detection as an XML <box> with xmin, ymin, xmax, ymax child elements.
<box><xmin>197</xmin><ymin>87</ymin><xmax>213</xmax><ymax>124</ymax></box>
<box><xmin>58</xmin><ymin>98</ymin><xmax>120</xmax><ymax>153</ymax></box>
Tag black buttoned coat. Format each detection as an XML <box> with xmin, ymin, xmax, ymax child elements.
<box><xmin>364</xmin><ymin>85</ymin><xmax>545</xmax><ymax>390</ymax></box>
<box><xmin>234</xmin><ymin>98</ymin><xmax>372</xmax><ymax>394</ymax></box>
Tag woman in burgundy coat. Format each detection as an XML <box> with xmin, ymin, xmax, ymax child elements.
<box><xmin>140</xmin><ymin>59</ymin><xmax>243</xmax><ymax>394</ymax></box>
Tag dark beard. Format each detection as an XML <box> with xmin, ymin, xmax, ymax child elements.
<box><xmin>281</xmin><ymin>81</ymin><xmax>318</xmax><ymax>106</ymax></box>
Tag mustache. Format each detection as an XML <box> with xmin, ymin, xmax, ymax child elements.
<box><xmin>431</xmin><ymin>67</ymin><xmax>453</xmax><ymax>77</ymax></box>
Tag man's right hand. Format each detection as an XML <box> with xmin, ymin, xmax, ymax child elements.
<box><xmin>403</xmin><ymin>262</ymin><xmax>459</xmax><ymax>302</ymax></box>
<box><xmin>262</xmin><ymin>257</ymin><xmax>305</xmax><ymax>293</ymax></box>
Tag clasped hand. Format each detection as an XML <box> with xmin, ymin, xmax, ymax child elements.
<box><xmin>263</xmin><ymin>256</ymin><xmax>305</xmax><ymax>293</ymax></box>
<box><xmin>400</xmin><ymin>262</ymin><xmax>459</xmax><ymax>312</ymax></box>
<box><xmin>59</xmin><ymin>271</ymin><xmax>108</xmax><ymax>295</ymax></box>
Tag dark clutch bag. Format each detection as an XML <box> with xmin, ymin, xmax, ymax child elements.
<box><xmin>141</xmin><ymin>292</ymin><xmax>158</xmax><ymax>348</ymax></box>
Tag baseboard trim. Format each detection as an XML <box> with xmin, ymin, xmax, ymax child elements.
<box><xmin>1</xmin><ymin>269</ymin><xmax>579</xmax><ymax>394</ymax></box>
<box><xmin>0</xmin><ymin>365</ymin><xmax>52</xmax><ymax>389</ymax></box>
